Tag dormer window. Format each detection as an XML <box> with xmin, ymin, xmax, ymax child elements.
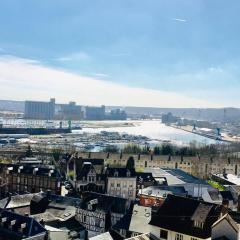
<box><xmin>194</xmin><ymin>221</ymin><xmax>204</xmax><ymax>229</ymax></box>
<box><xmin>127</xmin><ymin>170</ymin><xmax>131</xmax><ymax>177</ymax></box>
<box><xmin>114</xmin><ymin>170</ymin><xmax>118</xmax><ymax>177</ymax></box>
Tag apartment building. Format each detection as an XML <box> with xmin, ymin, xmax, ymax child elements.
<box><xmin>0</xmin><ymin>163</ymin><xmax>61</xmax><ymax>197</ymax></box>
<box><xmin>106</xmin><ymin>167</ymin><xmax>136</xmax><ymax>200</ymax></box>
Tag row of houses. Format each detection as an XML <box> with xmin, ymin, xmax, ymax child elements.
<box><xmin>72</xmin><ymin>152</ymin><xmax>240</xmax><ymax>179</ymax></box>
<box><xmin>0</xmin><ymin>163</ymin><xmax>61</xmax><ymax>199</ymax></box>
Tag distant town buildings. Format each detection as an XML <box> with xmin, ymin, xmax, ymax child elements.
<box><xmin>55</xmin><ymin>101</ymin><xmax>83</xmax><ymax>120</ymax></box>
<box><xmin>24</xmin><ymin>99</ymin><xmax>127</xmax><ymax>121</ymax></box>
<box><xmin>85</xmin><ymin>105</ymin><xmax>106</xmax><ymax>120</ymax></box>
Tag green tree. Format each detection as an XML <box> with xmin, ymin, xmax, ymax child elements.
<box><xmin>122</xmin><ymin>144</ymin><xmax>142</xmax><ymax>154</ymax></box>
<box><xmin>52</xmin><ymin>148</ymin><xmax>63</xmax><ymax>162</ymax></box>
<box><xmin>126</xmin><ymin>156</ymin><xmax>135</xmax><ymax>169</ymax></box>
<box><xmin>25</xmin><ymin>145</ymin><xmax>33</xmax><ymax>157</ymax></box>
<box><xmin>153</xmin><ymin>146</ymin><xmax>161</xmax><ymax>155</ymax></box>
<box><xmin>102</xmin><ymin>145</ymin><xmax>119</xmax><ymax>153</ymax></box>
<box><xmin>161</xmin><ymin>144</ymin><xmax>174</xmax><ymax>155</ymax></box>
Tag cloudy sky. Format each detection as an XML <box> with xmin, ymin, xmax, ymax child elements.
<box><xmin>0</xmin><ymin>0</ymin><xmax>239</xmax><ymax>107</ymax></box>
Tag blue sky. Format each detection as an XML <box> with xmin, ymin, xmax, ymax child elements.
<box><xmin>0</xmin><ymin>0</ymin><xmax>240</xmax><ymax>107</ymax></box>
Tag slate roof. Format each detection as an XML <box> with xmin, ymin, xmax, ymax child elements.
<box><xmin>161</xmin><ymin>168</ymin><xmax>209</xmax><ymax>185</ymax></box>
<box><xmin>136</xmin><ymin>172</ymin><xmax>156</xmax><ymax>183</ymax></box>
<box><xmin>106</xmin><ymin>168</ymin><xmax>136</xmax><ymax>178</ymax></box>
<box><xmin>220</xmin><ymin>191</ymin><xmax>234</xmax><ymax>201</ymax></box>
<box><xmin>77</xmin><ymin>162</ymin><xmax>96</xmax><ymax>179</ymax></box>
<box><xmin>0</xmin><ymin>163</ymin><xmax>61</xmax><ymax>178</ymax></box>
<box><xmin>81</xmin><ymin>192</ymin><xmax>131</xmax><ymax>214</ymax></box>
<box><xmin>149</xmin><ymin>194</ymin><xmax>223</xmax><ymax>239</ymax></box>
<box><xmin>0</xmin><ymin>209</ymin><xmax>46</xmax><ymax>240</ymax></box>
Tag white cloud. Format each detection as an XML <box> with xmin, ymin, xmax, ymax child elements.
<box><xmin>171</xmin><ymin>18</ymin><xmax>187</xmax><ymax>23</ymax></box>
<box><xmin>0</xmin><ymin>55</ymin><xmax>219</xmax><ymax>108</ymax></box>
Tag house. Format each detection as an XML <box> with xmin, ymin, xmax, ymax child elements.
<box><xmin>74</xmin><ymin>162</ymin><xmax>105</xmax><ymax>193</ymax></box>
<box><xmin>148</xmin><ymin>194</ymin><xmax>225</xmax><ymax>240</ymax></box>
<box><xmin>67</xmin><ymin>157</ymin><xmax>104</xmax><ymax>177</ymax></box>
<box><xmin>76</xmin><ymin>192</ymin><xmax>132</xmax><ymax>237</ymax></box>
<box><xmin>0</xmin><ymin>209</ymin><xmax>47</xmax><ymax>240</ymax></box>
<box><xmin>0</xmin><ymin>192</ymin><xmax>88</xmax><ymax>239</ymax></box>
<box><xmin>106</xmin><ymin>167</ymin><xmax>136</xmax><ymax>200</ymax></box>
<box><xmin>0</xmin><ymin>163</ymin><xmax>61</xmax><ymax>197</ymax></box>
<box><xmin>212</xmin><ymin>214</ymin><xmax>239</xmax><ymax>240</ymax></box>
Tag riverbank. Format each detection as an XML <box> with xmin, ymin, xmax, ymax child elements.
<box><xmin>169</xmin><ymin>124</ymin><xmax>235</xmax><ymax>143</ymax></box>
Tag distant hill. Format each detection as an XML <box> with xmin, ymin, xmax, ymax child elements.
<box><xmin>107</xmin><ymin>106</ymin><xmax>240</xmax><ymax>123</ymax></box>
<box><xmin>1</xmin><ymin>100</ymin><xmax>240</xmax><ymax>123</ymax></box>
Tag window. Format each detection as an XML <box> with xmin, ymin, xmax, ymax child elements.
<box><xmin>175</xmin><ymin>234</ymin><xmax>183</xmax><ymax>240</ymax></box>
<box><xmin>117</xmin><ymin>183</ymin><xmax>120</xmax><ymax>187</ymax></box>
<box><xmin>194</xmin><ymin>221</ymin><xmax>204</xmax><ymax>229</ymax></box>
<box><xmin>160</xmin><ymin>229</ymin><xmax>168</xmax><ymax>240</ymax></box>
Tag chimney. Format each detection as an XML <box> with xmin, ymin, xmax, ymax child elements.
<box><xmin>18</xmin><ymin>166</ymin><xmax>23</xmax><ymax>173</ymax></box>
<box><xmin>10</xmin><ymin>220</ymin><xmax>16</xmax><ymax>230</ymax></box>
<box><xmin>33</xmin><ymin>168</ymin><xmax>38</xmax><ymax>175</ymax></box>
<box><xmin>20</xmin><ymin>223</ymin><xmax>26</xmax><ymax>233</ymax></box>
<box><xmin>221</xmin><ymin>199</ymin><xmax>229</xmax><ymax>216</ymax></box>
<box><xmin>46</xmin><ymin>190</ymin><xmax>51</xmax><ymax>199</ymax></box>
<box><xmin>237</xmin><ymin>195</ymin><xmax>240</xmax><ymax>212</ymax></box>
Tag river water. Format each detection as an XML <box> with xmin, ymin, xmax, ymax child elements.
<box><xmin>74</xmin><ymin>120</ymin><xmax>217</xmax><ymax>146</ymax></box>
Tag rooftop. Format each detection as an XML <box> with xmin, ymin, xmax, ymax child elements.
<box><xmin>129</xmin><ymin>205</ymin><xmax>152</xmax><ymax>234</ymax></box>
<box><xmin>149</xmin><ymin>195</ymin><xmax>223</xmax><ymax>239</ymax></box>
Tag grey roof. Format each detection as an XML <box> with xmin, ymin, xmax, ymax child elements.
<box><xmin>149</xmin><ymin>195</ymin><xmax>222</xmax><ymax>239</ymax></box>
<box><xmin>0</xmin><ymin>193</ymin><xmax>40</xmax><ymax>209</ymax></box>
<box><xmin>162</xmin><ymin>168</ymin><xmax>209</xmax><ymax>185</ymax></box>
<box><xmin>81</xmin><ymin>192</ymin><xmax>131</xmax><ymax>214</ymax></box>
<box><xmin>144</xmin><ymin>168</ymin><xmax>185</xmax><ymax>185</ymax></box>
<box><xmin>31</xmin><ymin>211</ymin><xmax>57</xmax><ymax>223</ymax></box>
<box><xmin>90</xmin><ymin>232</ymin><xmax>114</xmax><ymax>240</ymax></box>
<box><xmin>129</xmin><ymin>205</ymin><xmax>152</xmax><ymax>234</ymax></box>
<box><xmin>0</xmin><ymin>209</ymin><xmax>47</xmax><ymax>239</ymax></box>
<box><xmin>191</xmin><ymin>203</ymin><xmax>213</xmax><ymax>223</ymax></box>
<box><xmin>140</xmin><ymin>185</ymin><xmax>186</xmax><ymax>198</ymax></box>
<box><xmin>127</xmin><ymin>233</ymin><xmax>152</xmax><ymax>240</ymax></box>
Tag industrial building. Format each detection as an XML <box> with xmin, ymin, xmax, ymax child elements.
<box><xmin>85</xmin><ymin>105</ymin><xmax>106</xmax><ymax>120</ymax></box>
<box><xmin>24</xmin><ymin>98</ymin><xmax>55</xmax><ymax>120</ymax></box>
